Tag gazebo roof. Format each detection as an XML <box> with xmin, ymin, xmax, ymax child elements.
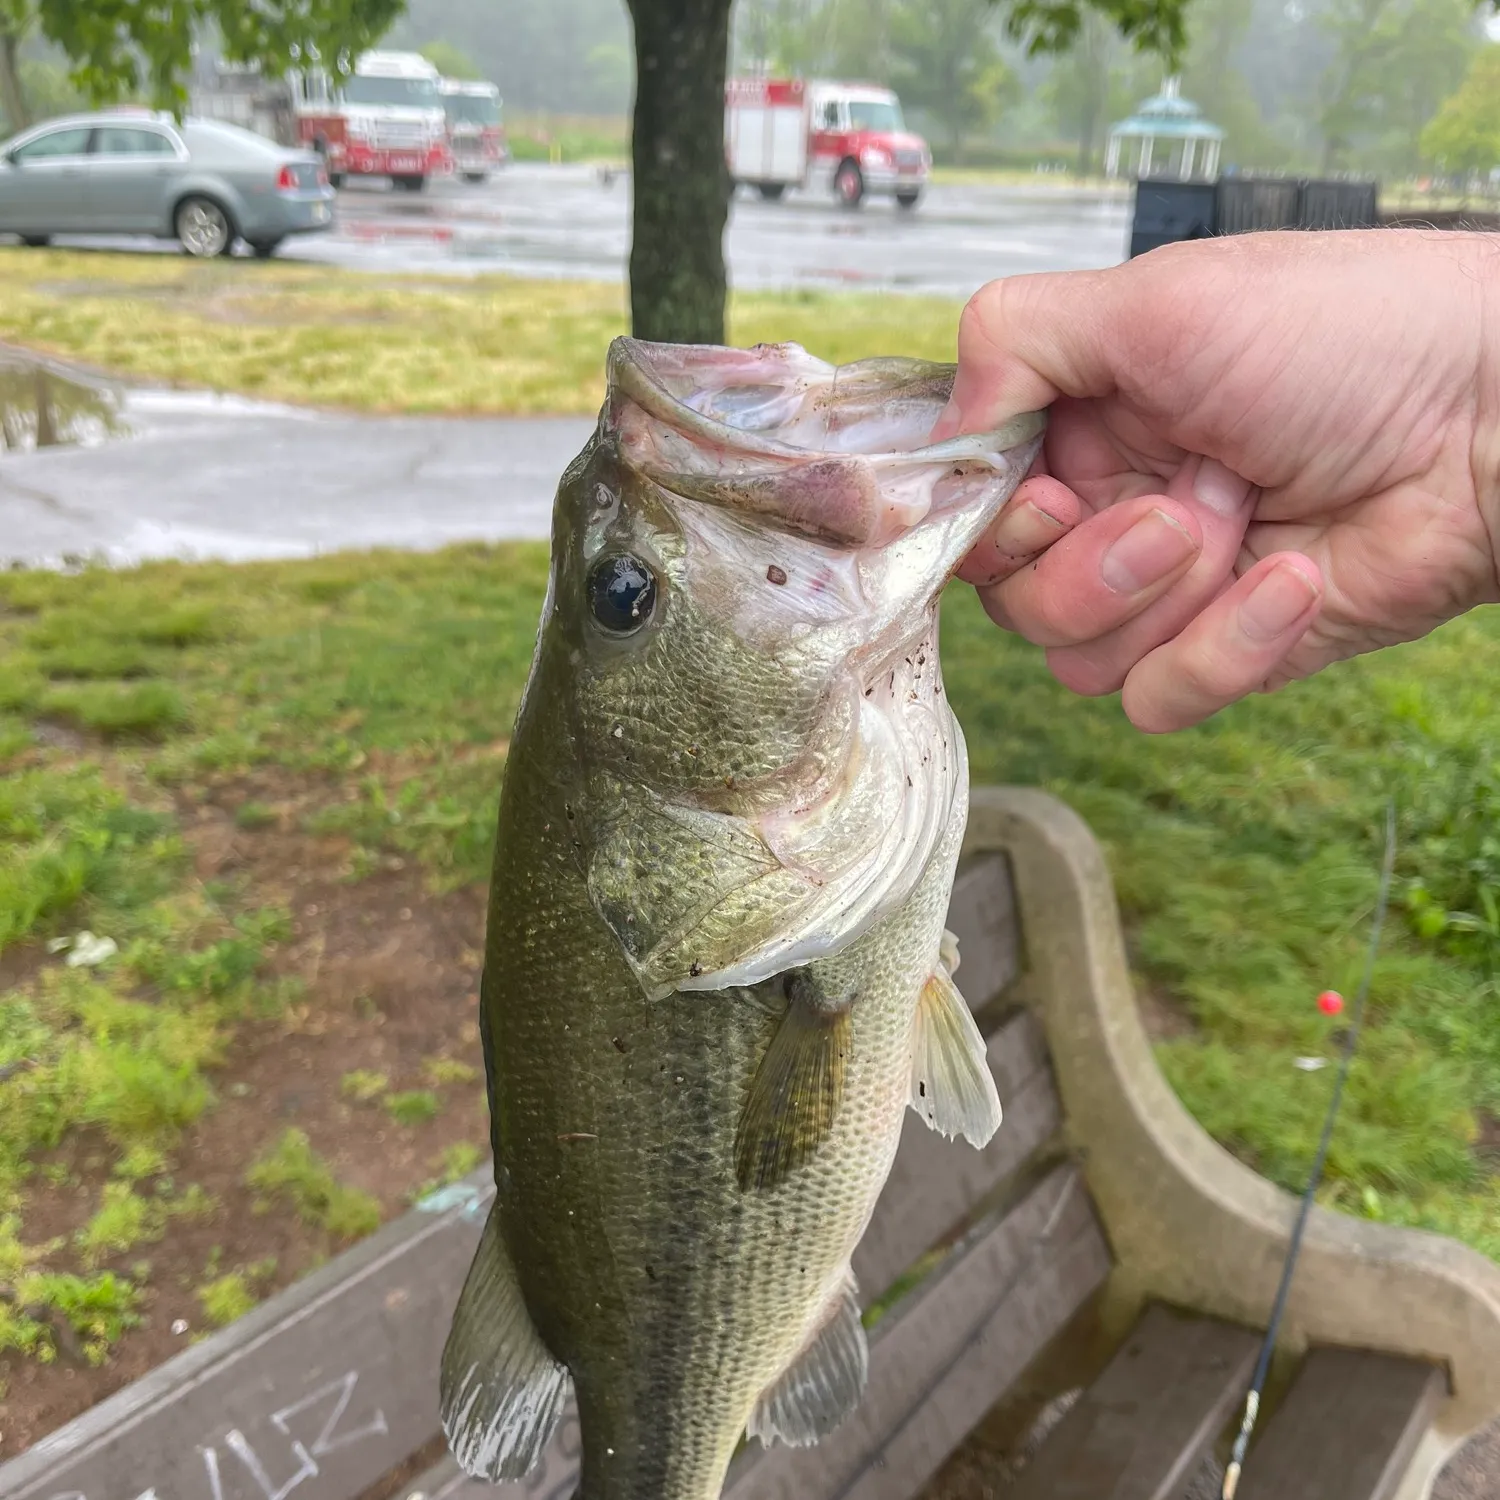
<box><xmin>1109</xmin><ymin>78</ymin><xmax>1225</xmax><ymax>143</ymax></box>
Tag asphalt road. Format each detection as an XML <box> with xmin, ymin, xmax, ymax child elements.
<box><xmin>0</xmin><ymin>369</ymin><xmax>593</xmax><ymax>568</ymax></box>
<box><xmin>8</xmin><ymin>165</ymin><xmax>1133</xmax><ymax>300</ymax></box>
<box><xmin>295</xmin><ymin>166</ymin><xmax>1134</xmax><ymax>298</ymax></box>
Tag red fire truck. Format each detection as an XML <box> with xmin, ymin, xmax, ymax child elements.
<box><xmin>440</xmin><ymin>79</ymin><xmax>509</xmax><ymax>184</ymax></box>
<box><xmin>725</xmin><ymin>77</ymin><xmax>930</xmax><ymax>209</ymax></box>
<box><xmin>294</xmin><ymin>50</ymin><xmax>451</xmax><ymax>192</ymax></box>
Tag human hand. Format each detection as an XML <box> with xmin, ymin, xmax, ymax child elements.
<box><xmin>933</xmin><ymin>229</ymin><xmax>1500</xmax><ymax>731</ymax></box>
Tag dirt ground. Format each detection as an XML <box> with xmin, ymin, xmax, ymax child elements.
<box><xmin>0</xmin><ymin>785</ymin><xmax>493</xmax><ymax>1460</ymax></box>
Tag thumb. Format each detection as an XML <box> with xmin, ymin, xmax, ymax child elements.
<box><xmin>931</xmin><ymin>267</ymin><xmax>1125</xmax><ymax>441</ymax></box>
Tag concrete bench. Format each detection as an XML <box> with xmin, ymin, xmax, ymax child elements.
<box><xmin>4</xmin><ymin>788</ymin><xmax>1498</xmax><ymax>1500</ymax></box>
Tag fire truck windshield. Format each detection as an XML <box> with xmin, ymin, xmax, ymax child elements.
<box><xmin>345</xmin><ymin>75</ymin><xmax>440</xmax><ymax>108</ymax></box>
<box><xmin>444</xmin><ymin>94</ymin><xmax>500</xmax><ymax>126</ymax></box>
<box><xmin>847</xmin><ymin>100</ymin><xmax>904</xmax><ymax>133</ymax></box>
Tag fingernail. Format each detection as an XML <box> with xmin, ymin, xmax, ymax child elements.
<box><xmin>1193</xmin><ymin>457</ymin><xmax>1253</xmax><ymax>517</ymax></box>
<box><xmin>1100</xmin><ymin>508</ymin><xmax>1197</xmax><ymax>594</ymax></box>
<box><xmin>1239</xmin><ymin>562</ymin><xmax>1320</xmax><ymax>641</ymax></box>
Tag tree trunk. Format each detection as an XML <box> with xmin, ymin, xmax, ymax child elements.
<box><xmin>0</xmin><ymin>27</ymin><xmax>28</xmax><ymax>134</ymax></box>
<box><xmin>626</xmin><ymin>0</ymin><xmax>735</xmax><ymax>345</ymax></box>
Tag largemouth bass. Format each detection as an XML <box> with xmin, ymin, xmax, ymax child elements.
<box><xmin>441</xmin><ymin>338</ymin><xmax>1045</xmax><ymax>1500</ymax></box>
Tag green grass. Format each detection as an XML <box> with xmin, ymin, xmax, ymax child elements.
<box><xmin>339</xmin><ymin>1069</ymin><xmax>389</xmax><ymax>1103</ymax></box>
<box><xmin>384</xmin><ymin>1090</ymin><xmax>440</xmax><ymax>1126</ymax></box>
<box><xmin>245</xmin><ymin>1129</ymin><xmax>381</xmax><ymax>1242</ymax></box>
<box><xmin>195</xmin><ymin>1258</ymin><xmax>276</xmax><ymax>1327</ymax></box>
<box><xmin>411</xmin><ymin>1142</ymin><xmax>484</xmax><ymax>1204</ymax></box>
<box><xmin>506</xmin><ymin>111</ymin><xmax>630</xmax><ymax>166</ymax></box>
<box><xmin>424</xmin><ymin>1056</ymin><xmax>479</xmax><ymax>1088</ymax></box>
<box><xmin>0</xmin><ymin>251</ymin><xmax>964</xmax><ymax>416</ymax></box>
<box><xmin>75</xmin><ymin>1181</ymin><xmax>213</xmax><ymax>1268</ymax></box>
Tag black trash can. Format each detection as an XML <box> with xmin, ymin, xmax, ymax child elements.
<box><xmin>1297</xmin><ymin>179</ymin><xmax>1380</xmax><ymax>230</ymax></box>
<box><xmin>1216</xmin><ymin>176</ymin><xmax>1300</xmax><ymax>235</ymax></box>
<box><xmin>1129</xmin><ymin>178</ymin><xmax>1217</xmax><ymax>258</ymax></box>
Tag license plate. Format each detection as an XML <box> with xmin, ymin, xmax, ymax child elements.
<box><xmin>388</xmin><ymin>156</ymin><xmax>419</xmax><ymax>173</ymax></box>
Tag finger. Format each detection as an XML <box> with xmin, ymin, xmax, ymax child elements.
<box><xmin>974</xmin><ymin>493</ymin><xmax>1204</xmax><ymax>648</ymax></box>
<box><xmin>1119</xmin><ymin>554</ymin><xmax>1324</xmax><ymax>732</ymax></box>
<box><xmin>931</xmin><ymin>269</ymin><xmax>1123</xmax><ymax>441</ymax></box>
<box><xmin>1043</xmin><ymin>456</ymin><xmax>1257</xmax><ymax>695</ymax></box>
<box><xmin>956</xmin><ymin>476</ymin><xmax>1082</xmax><ymax>587</ymax></box>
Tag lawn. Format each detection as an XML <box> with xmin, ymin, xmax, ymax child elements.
<box><xmin>0</xmin><ymin>249</ymin><xmax>964</xmax><ymax>417</ymax></box>
<box><xmin>1</xmin><ymin>534</ymin><xmax>1498</xmax><ymax>1453</ymax></box>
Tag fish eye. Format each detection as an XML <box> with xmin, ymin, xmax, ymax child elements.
<box><xmin>587</xmin><ymin>553</ymin><xmax>657</xmax><ymax>634</ymax></box>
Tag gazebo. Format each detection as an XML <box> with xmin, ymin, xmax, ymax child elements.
<box><xmin>1105</xmin><ymin>76</ymin><xmax>1224</xmax><ymax>181</ymax></box>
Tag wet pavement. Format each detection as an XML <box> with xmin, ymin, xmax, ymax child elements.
<box><xmin>6</xmin><ymin>165</ymin><xmax>1133</xmax><ymax>300</ymax></box>
<box><xmin>0</xmin><ymin>350</ymin><xmax>591</xmax><ymax>568</ymax></box>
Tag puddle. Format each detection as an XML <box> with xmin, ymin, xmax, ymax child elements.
<box><xmin>0</xmin><ymin>352</ymin><xmax>125</xmax><ymax>453</ymax></box>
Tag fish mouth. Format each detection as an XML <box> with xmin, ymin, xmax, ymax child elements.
<box><xmin>605</xmin><ymin>337</ymin><xmax>1045</xmax><ymax>549</ymax></box>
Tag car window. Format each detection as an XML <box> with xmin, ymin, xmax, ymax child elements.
<box><xmin>12</xmin><ymin>127</ymin><xmax>92</xmax><ymax>161</ymax></box>
<box><xmin>93</xmin><ymin>126</ymin><xmax>177</xmax><ymax>157</ymax></box>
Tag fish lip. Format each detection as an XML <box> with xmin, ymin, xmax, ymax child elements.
<box><xmin>606</xmin><ymin>335</ymin><xmax>1047</xmax><ymax>467</ymax></box>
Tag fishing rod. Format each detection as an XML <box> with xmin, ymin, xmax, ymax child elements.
<box><xmin>1221</xmin><ymin>800</ymin><xmax>1398</xmax><ymax>1500</ymax></box>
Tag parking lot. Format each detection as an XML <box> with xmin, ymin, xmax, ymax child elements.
<box><xmin>4</xmin><ymin>162</ymin><xmax>1134</xmax><ymax>297</ymax></box>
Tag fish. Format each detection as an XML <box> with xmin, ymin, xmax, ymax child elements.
<box><xmin>440</xmin><ymin>337</ymin><xmax>1045</xmax><ymax>1500</ymax></box>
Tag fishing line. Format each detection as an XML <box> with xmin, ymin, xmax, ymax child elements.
<box><xmin>1221</xmin><ymin>799</ymin><xmax>1397</xmax><ymax>1500</ymax></box>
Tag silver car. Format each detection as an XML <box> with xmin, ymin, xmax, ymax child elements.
<box><xmin>0</xmin><ymin>110</ymin><xmax>335</xmax><ymax>259</ymax></box>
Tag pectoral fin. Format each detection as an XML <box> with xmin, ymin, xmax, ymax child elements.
<box><xmin>735</xmin><ymin>970</ymin><xmax>853</xmax><ymax>1192</ymax></box>
<box><xmin>747</xmin><ymin>1274</ymin><xmax>868</xmax><ymax>1448</ymax></box>
<box><xmin>909</xmin><ymin>958</ymin><xmax>1002</xmax><ymax>1148</ymax></box>
<box><xmin>440</xmin><ymin>1203</ymin><xmax>572</xmax><ymax>1480</ymax></box>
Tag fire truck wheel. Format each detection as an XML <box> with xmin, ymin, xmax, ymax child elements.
<box><xmin>835</xmin><ymin>160</ymin><xmax>864</xmax><ymax>208</ymax></box>
<box><xmin>757</xmin><ymin>182</ymin><xmax>786</xmax><ymax>201</ymax></box>
<box><xmin>896</xmin><ymin>188</ymin><xmax>922</xmax><ymax>210</ymax></box>
<box><xmin>462</xmin><ymin>171</ymin><xmax>489</xmax><ymax>184</ymax></box>
<box><xmin>175</xmin><ymin>196</ymin><xmax>234</xmax><ymax>259</ymax></box>
<box><xmin>393</xmin><ymin>175</ymin><xmax>427</xmax><ymax>192</ymax></box>
<box><xmin>329</xmin><ymin>173</ymin><xmax>346</xmax><ymax>189</ymax></box>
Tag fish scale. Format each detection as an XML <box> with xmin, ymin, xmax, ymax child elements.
<box><xmin>440</xmin><ymin>338</ymin><xmax>1045</xmax><ymax>1500</ymax></box>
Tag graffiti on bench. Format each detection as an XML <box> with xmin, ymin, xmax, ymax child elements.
<box><xmin>36</xmin><ymin>1369</ymin><xmax>389</xmax><ymax>1500</ymax></box>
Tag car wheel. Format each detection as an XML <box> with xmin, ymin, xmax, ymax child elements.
<box><xmin>248</xmin><ymin>239</ymin><xmax>283</xmax><ymax>260</ymax></box>
<box><xmin>896</xmin><ymin>188</ymin><xmax>922</xmax><ymax>210</ymax></box>
<box><xmin>835</xmin><ymin>160</ymin><xmax>864</xmax><ymax>208</ymax></box>
<box><xmin>175</xmin><ymin>196</ymin><xmax>233</xmax><ymax>258</ymax></box>
<box><xmin>758</xmin><ymin>182</ymin><xmax>786</xmax><ymax>201</ymax></box>
<box><xmin>19</xmin><ymin>234</ymin><xmax>51</xmax><ymax>248</ymax></box>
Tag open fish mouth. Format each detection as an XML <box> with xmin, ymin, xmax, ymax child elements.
<box><xmin>605</xmin><ymin>338</ymin><xmax>1045</xmax><ymax>549</ymax></box>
